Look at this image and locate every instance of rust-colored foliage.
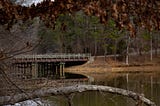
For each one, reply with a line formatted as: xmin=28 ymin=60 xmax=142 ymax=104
xmin=0 ymin=0 xmax=160 ymax=36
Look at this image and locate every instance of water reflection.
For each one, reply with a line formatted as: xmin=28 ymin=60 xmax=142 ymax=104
xmin=48 ymin=91 xmax=135 ymax=106
xmin=48 ymin=73 xmax=160 ymax=106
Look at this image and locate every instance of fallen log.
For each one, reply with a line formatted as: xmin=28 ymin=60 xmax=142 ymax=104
xmin=0 ymin=85 xmax=156 ymax=106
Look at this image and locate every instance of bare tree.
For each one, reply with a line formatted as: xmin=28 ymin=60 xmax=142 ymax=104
xmin=0 ymin=19 xmax=41 ymax=97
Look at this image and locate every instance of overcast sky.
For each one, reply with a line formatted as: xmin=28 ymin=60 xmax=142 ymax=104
xmin=15 ymin=0 xmax=54 ymax=7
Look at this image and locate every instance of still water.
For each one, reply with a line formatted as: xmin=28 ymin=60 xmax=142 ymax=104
xmin=47 ymin=72 xmax=160 ymax=106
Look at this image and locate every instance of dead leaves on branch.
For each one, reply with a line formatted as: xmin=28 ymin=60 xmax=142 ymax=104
xmin=83 ymin=1 xmax=108 ymax=24
xmin=0 ymin=0 xmax=160 ymax=36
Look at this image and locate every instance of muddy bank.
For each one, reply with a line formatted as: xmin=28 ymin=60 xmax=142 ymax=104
xmin=65 ymin=56 xmax=160 ymax=81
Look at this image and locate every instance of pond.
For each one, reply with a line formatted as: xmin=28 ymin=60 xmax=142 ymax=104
xmin=47 ymin=72 xmax=160 ymax=106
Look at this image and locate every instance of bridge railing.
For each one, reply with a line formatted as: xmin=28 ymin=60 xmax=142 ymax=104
xmin=13 ymin=53 xmax=91 ymax=60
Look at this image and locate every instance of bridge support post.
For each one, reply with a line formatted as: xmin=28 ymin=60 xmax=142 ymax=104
xmin=62 ymin=62 xmax=65 ymax=77
xmin=59 ymin=62 xmax=65 ymax=79
xmin=55 ymin=64 xmax=58 ymax=77
xmin=53 ymin=64 xmax=59 ymax=79
xmin=23 ymin=63 xmax=26 ymax=79
xmin=32 ymin=63 xmax=38 ymax=79
xmin=29 ymin=63 xmax=32 ymax=78
xmin=59 ymin=63 xmax=62 ymax=78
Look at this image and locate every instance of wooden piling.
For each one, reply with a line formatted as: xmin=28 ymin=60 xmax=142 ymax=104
xmin=32 ymin=63 xmax=38 ymax=78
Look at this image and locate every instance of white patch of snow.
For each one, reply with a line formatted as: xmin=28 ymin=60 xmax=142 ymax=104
xmin=4 ymin=98 xmax=51 ymax=106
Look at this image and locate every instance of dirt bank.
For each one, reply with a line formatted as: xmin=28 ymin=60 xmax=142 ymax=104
xmin=65 ymin=55 xmax=160 ymax=81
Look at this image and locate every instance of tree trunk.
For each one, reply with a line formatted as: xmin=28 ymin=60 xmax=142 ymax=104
xmin=126 ymin=35 xmax=130 ymax=65
xmin=94 ymin=38 xmax=97 ymax=56
xmin=150 ymin=32 xmax=153 ymax=61
xmin=154 ymin=33 xmax=158 ymax=56
xmin=114 ymin=40 xmax=117 ymax=61
xmin=0 ymin=85 xmax=156 ymax=106
xmin=104 ymin=46 xmax=108 ymax=62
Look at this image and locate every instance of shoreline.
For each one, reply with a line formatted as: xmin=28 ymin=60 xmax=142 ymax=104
xmin=65 ymin=56 xmax=160 ymax=81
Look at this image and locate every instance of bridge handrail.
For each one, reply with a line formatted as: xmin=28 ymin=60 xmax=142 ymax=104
xmin=13 ymin=53 xmax=91 ymax=59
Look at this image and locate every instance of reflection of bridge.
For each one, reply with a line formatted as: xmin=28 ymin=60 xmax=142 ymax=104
xmin=12 ymin=54 xmax=91 ymax=79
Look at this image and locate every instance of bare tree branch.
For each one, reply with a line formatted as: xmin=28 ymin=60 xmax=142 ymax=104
xmin=0 ymin=62 xmax=41 ymax=106
xmin=0 ymin=85 xmax=156 ymax=106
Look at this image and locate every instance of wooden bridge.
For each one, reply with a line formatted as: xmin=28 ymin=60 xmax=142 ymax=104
xmin=11 ymin=53 xmax=91 ymax=80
